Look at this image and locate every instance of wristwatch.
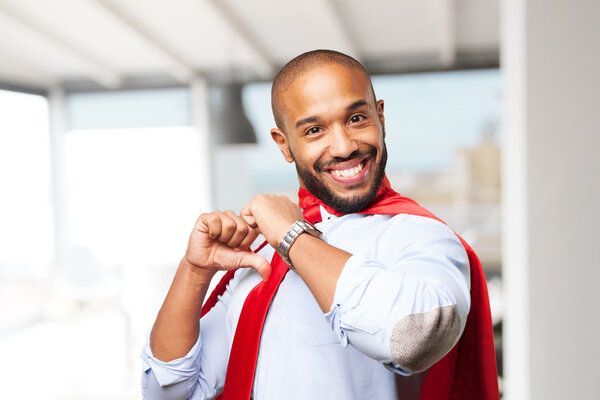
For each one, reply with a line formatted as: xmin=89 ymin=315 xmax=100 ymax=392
xmin=277 ymin=220 xmax=324 ymax=271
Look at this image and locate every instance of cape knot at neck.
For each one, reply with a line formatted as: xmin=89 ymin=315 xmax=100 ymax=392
xmin=297 ymin=176 xmax=393 ymax=222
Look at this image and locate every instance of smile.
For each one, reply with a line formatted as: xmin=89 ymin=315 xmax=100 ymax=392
xmin=330 ymin=162 xmax=363 ymax=178
xmin=325 ymin=158 xmax=370 ymax=184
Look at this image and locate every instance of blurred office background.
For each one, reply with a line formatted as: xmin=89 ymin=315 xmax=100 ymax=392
xmin=0 ymin=0 xmax=598 ymax=399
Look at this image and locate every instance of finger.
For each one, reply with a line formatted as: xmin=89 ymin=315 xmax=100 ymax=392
xmin=225 ymin=214 xmax=252 ymax=249
xmin=236 ymin=252 xmax=272 ymax=282
xmin=223 ymin=209 xmax=237 ymax=218
xmin=200 ymin=213 xmax=222 ymax=239
xmin=194 ymin=215 xmax=209 ymax=233
xmin=222 ymin=210 xmax=249 ymax=248
xmin=216 ymin=212 xmax=238 ymax=244
xmin=236 ymin=226 xmax=260 ymax=250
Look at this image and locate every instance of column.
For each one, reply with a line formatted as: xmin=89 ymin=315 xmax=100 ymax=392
xmin=502 ymin=1 xmax=600 ymax=399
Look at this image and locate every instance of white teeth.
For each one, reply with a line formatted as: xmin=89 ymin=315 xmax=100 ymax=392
xmin=331 ymin=162 xmax=363 ymax=178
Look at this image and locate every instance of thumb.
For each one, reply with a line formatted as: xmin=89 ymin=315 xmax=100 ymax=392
xmin=236 ymin=251 xmax=272 ymax=281
xmin=240 ymin=204 xmax=257 ymax=229
xmin=241 ymin=214 xmax=257 ymax=229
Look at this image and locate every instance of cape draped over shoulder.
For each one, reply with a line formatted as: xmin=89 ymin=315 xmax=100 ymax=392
xmin=201 ymin=180 xmax=499 ymax=400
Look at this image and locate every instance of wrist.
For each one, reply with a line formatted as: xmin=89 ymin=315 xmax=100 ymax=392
xmin=267 ymin=218 xmax=297 ymax=249
xmin=277 ymin=220 xmax=324 ymax=271
xmin=179 ymin=257 xmax=217 ymax=284
xmin=287 ymin=232 xmax=312 ymax=262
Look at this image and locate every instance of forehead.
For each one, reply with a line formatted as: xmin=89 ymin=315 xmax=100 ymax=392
xmin=279 ymin=64 xmax=374 ymax=128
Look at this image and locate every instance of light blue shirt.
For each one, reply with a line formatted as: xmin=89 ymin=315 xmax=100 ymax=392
xmin=141 ymin=207 xmax=471 ymax=400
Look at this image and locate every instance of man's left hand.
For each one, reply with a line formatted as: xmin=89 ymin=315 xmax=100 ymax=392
xmin=240 ymin=194 xmax=303 ymax=249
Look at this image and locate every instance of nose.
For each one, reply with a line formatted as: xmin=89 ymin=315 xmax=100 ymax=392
xmin=328 ymin=125 xmax=358 ymax=159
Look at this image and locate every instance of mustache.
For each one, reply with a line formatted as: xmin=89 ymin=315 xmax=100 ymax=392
xmin=315 ymin=148 xmax=377 ymax=172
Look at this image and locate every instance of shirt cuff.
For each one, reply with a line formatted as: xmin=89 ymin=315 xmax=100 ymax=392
xmin=383 ymin=362 xmax=412 ymax=376
xmin=324 ymin=303 xmax=348 ymax=347
xmin=141 ymin=329 xmax=202 ymax=387
xmin=325 ymin=254 xmax=382 ymax=345
xmin=332 ymin=254 xmax=384 ymax=314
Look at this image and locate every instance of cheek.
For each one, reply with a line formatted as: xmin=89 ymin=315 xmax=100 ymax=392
xmin=285 ymin=138 xmax=302 ymax=162
xmin=367 ymin=131 xmax=385 ymax=153
xmin=354 ymin=131 xmax=382 ymax=153
xmin=297 ymin=143 xmax=326 ymax=169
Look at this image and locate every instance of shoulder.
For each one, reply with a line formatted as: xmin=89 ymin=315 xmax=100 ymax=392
xmin=380 ymin=213 xmax=469 ymax=265
xmin=379 ymin=208 xmax=450 ymax=233
xmin=387 ymin=212 xmax=453 ymax=238
xmin=349 ymin=210 xmax=461 ymax=245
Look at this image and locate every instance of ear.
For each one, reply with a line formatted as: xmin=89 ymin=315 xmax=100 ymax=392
xmin=376 ymin=99 xmax=385 ymax=137
xmin=270 ymin=128 xmax=294 ymax=163
xmin=376 ymin=99 xmax=385 ymax=125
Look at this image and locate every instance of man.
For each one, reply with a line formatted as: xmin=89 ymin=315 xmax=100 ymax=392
xmin=141 ymin=50 xmax=498 ymax=399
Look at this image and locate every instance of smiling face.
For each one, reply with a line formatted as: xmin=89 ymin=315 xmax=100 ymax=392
xmin=271 ymin=63 xmax=387 ymax=213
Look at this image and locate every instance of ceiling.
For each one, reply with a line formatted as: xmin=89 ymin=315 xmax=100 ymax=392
xmin=0 ymin=0 xmax=499 ymax=93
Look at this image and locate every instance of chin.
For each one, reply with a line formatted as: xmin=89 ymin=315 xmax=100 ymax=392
xmin=300 ymin=170 xmax=383 ymax=213
xmin=327 ymin=181 xmax=371 ymax=200
xmin=295 ymin=144 xmax=388 ymax=213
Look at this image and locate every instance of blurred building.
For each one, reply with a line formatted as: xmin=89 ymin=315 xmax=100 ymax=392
xmin=387 ymin=120 xmax=502 ymax=272
xmin=453 ymin=121 xmax=501 ymax=205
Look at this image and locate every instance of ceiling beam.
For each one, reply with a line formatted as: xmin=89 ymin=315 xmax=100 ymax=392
xmin=93 ymin=0 xmax=195 ymax=84
xmin=0 ymin=42 xmax=57 ymax=88
xmin=439 ymin=0 xmax=457 ymax=67
xmin=325 ymin=0 xmax=362 ymax=61
xmin=0 ymin=3 xmax=121 ymax=89
xmin=205 ymin=0 xmax=276 ymax=77
xmin=0 ymin=81 xmax=48 ymax=96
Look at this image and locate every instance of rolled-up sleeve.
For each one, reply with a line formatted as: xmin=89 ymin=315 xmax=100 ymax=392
xmin=325 ymin=216 xmax=471 ymax=375
xmin=141 ymin=331 xmax=202 ymax=399
xmin=141 ymin=271 xmax=242 ymax=400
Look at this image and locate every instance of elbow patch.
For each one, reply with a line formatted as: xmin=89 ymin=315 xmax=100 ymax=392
xmin=390 ymin=305 xmax=461 ymax=373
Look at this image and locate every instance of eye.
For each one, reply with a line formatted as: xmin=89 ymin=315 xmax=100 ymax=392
xmin=349 ymin=114 xmax=366 ymax=123
xmin=305 ymin=126 xmax=322 ymax=135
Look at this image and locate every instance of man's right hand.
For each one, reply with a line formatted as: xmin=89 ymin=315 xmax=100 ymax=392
xmin=184 ymin=210 xmax=272 ymax=281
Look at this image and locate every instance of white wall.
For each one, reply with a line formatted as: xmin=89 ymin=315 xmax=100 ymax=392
xmin=502 ymin=1 xmax=600 ymax=399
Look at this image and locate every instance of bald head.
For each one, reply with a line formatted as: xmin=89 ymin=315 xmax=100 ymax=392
xmin=271 ymin=49 xmax=376 ymax=131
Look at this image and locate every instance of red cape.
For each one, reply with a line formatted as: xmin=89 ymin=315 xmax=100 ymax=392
xmin=201 ymin=184 xmax=499 ymax=399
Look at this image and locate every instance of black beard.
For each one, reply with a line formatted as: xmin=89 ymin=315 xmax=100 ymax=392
xmin=293 ymin=144 xmax=388 ymax=214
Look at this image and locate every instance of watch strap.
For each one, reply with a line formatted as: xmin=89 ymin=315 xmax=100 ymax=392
xmin=277 ymin=220 xmax=323 ymax=271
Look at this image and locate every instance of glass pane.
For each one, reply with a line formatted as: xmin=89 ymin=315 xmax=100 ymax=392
xmin=67 ymin=88 xmax=190 ymax=130
xmin=65 ymin=126 xmax=208 ymax=267
xmin=0 ymin=89 xmax=52 ymax=393
xmin=218 ymin=69 xmax=501 ymax=233
xmin=0 ymin=89 xmax=52 ymax=279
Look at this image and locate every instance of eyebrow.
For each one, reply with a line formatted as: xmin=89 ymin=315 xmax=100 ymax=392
xmin=295 ymin=115 xmax=318 ymax=128
xmin=346 ymin=99 xmax=369 ymax=111
xmin=294 ymin=100 xmax=370 ymax=129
